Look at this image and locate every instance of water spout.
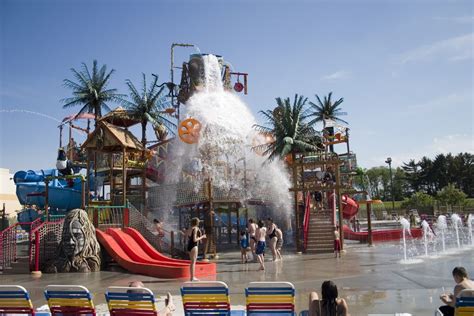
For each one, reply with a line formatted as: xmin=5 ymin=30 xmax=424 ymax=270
xmin=437 ymin=215 xmax=447 ymax=252
xmin=421 ymin=220 xmax=431 ymax=257
xmin=400 ymin=217 xmax=411 ymax=261
xmin=451 ymin=213 xmax=462 ymax=248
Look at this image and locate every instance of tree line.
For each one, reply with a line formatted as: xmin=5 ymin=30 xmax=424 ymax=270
xmin=355 ymin=153 xmax=473 ymax=209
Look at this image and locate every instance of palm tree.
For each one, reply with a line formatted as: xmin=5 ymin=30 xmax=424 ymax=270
xmin=306 ymin=92 xmax=347 ymax=152
xmin=120 ymin=74 xmax=175 ymax=146
xmin=253 ymin=94 xmax=321 ymax=253
xmin=253 ymin=94 xmax=321 ymax=161
xmin=62 ymin=60 xmax=122 ymax=126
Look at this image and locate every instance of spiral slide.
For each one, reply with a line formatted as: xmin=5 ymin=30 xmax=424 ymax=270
xmin=96 ymin=228 xmax=216 ymax=279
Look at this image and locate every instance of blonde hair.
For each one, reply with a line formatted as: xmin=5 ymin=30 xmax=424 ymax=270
xmin=191 ymin=217 xmax=200 ymax=227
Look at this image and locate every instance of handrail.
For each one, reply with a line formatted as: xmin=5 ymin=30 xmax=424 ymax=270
xmin=303 ymin=192 xmax=311 ymax=251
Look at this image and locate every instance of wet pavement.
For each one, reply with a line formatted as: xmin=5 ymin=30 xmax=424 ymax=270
xmin=1 ymin=241 xmax=473 ymax=315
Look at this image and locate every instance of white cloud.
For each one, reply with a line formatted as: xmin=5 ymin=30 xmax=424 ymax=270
xmin=402 ymin=92 xmax=471 ymax=114
xmin=367 ymin=134 xmax=474 ymax=168
xmin=433 ymin=16 xmax=474 ymax=24
xmin=396 ymin=33 xmax=473 ymax=64
xmin=321 ymin=70 xmax=351 ymax=81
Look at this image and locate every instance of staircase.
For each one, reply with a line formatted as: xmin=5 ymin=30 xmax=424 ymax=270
xmin=305 ymin=208 xmax=335 ymax=254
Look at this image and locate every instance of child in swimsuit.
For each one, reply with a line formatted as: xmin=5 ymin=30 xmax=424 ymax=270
xmin=240 ymin=231 xmax=249 ymax=263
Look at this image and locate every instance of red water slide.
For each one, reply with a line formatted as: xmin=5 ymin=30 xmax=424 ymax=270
xmin=96 ymin=228 xmax=216 ymax=279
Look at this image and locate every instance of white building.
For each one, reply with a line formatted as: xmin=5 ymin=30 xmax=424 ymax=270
xmin=0 ymin=168 xmax=22 ymax=218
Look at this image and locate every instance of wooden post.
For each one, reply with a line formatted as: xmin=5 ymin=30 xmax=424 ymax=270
xmin=335 ymin=161 xmax=344 ymax=251
xmin=109 ymin=153 xmax=113 ymax=202
xmin=86 ymin=151 xmax=90 ymax=206
xmin=227 ymin=205 xmax=231 ymax=244
xmin=81 ymin=177 xmax=86 ymax=209
xmin=170 ymin=231 xmax=175 ymax=257
xmin=367 ymin=202 xmax=373 ymax=246
xmin=122 ymin=147 xmax=127 ymax=206
xmin=123 ymin=207 xmax=129 ymax=227
xmin=44 ymin=179 xmax=49 ymax=221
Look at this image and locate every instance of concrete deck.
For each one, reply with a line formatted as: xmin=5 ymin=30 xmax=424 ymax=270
xmin=1 ymin=241 xmax=473 ymax=315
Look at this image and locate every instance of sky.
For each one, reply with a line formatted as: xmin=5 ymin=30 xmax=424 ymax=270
xmin=0 ymin=0 xmax=473 ymax=173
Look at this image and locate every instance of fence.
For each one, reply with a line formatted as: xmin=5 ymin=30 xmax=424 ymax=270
xmin=0 ymin=217 xmax=42 ymax=272
xmin=29 ymin=219 xmax=64 ymax=272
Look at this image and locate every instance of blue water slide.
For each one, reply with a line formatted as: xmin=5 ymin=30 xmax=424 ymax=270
xmin=14 ymin=169 xmax=84 ymax=211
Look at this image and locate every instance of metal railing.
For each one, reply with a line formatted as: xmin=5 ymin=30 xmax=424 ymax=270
xmin=0 ymin=217 xmax=43 ymax=272
xmin=29 ymin=219 xmax=64 ymax=272
xmin=303 ymin=193 xmax=311 ymax=252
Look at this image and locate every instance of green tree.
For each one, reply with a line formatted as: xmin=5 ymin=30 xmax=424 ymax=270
xmin=305 ymin=92 xmax=347 ymax=152
xmin=62 ymin=60 xmax=123 ymax=126
xmin=436 ymin=183 xmax=467 ymax=207
xmin=401 ymin=192 xmax=435 ymax=212
xmin=120 ymin=74 xmax=175 ymax=146
xmin=253 ymin=94 xmax=321 ymax=253
xmin=253 ymin=94 xmax=321 ymax=161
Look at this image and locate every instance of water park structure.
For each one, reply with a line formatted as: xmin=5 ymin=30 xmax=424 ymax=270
xmin=0 ymin=44 xmax=458 ymax=281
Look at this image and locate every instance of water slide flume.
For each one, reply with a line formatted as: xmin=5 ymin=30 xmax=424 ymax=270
xmin=96 ymin=227 xmax=216 ymax=279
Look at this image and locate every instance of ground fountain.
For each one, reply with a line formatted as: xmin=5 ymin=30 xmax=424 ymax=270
xmin=400 ymin=217 xmax=410 ymax=262
xmin=421 ymin=220 xmax=431 ymax=257
xmin=468 ymin=214 xmax=473 ymax=246
xmin=437 ymin=215 xmax=447 ymax=253
xmin=450 ymin=213 xmax=462 ymax=248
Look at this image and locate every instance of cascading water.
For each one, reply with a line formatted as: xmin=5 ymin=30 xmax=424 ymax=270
xmin=468 ymin=214 xmax=474 ymax=246
xmin=166 ymin=54 xmax=291 ymax=224
xmin=451 ymin=213 xmax=462 ymax=248
xmin=437 ymin=215 xmax=447 ymax=252
xmin=421 ymin=220 xmax=431 ymax=257
xmin=400 ymin=217 xmax=411 ymax=261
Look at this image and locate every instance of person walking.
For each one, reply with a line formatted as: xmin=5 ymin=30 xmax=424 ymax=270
xmin=266 ymin=217 xmax=278 ymax=261
xmin=334 ymin=226 xmax=341 ymax=258
xmin=255 ymin=220 xmax=267 ymax=271
xmin=275 ymin=226 xmax=283 ymax=261
xmin=248 ymin=218 xmax=258 ymax=261
xmin=240 ymin=231 xmax=250 ymax=263
xmin=185 ymin=217 xmax=206 ymax=281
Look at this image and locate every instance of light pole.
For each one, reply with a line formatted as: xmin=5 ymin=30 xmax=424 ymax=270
xmin=385 ymin=157 xmax=395 ymax=211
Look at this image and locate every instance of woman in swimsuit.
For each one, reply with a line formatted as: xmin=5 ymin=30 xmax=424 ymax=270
xmin=266 ymin=217 xmax=278 ymax=261
xmin=308 ymin=280 xmax=349 ymax=316
xmin=185 ymin=217 xmax=206 ymax=281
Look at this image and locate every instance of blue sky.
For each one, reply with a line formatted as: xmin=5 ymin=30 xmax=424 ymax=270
xmin=1 ymin=0 xmax=472 ymax=173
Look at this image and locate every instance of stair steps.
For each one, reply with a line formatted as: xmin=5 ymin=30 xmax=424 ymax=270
xmin=305 ymin=208 xmax=335 ymax=254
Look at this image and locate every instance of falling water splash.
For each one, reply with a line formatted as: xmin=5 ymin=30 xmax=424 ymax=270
xmin=451 ymin=213 xmax=462 ymax=248
xmin=167 ymin=55 xmax=291 ymax=222
xmin=437 ymin=215 xmax=447 ymax=252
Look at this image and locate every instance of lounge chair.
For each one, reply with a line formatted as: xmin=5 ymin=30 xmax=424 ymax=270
xmin=105 ymin=286 xmax=158 ymax=316
xmin=455 ymin=289 xmax=474 ymax=316
xmin=44 ymin=285 xmax=96 ymax=316
xmin=181 ymin=281 xmax=232 ymax=315
xmin=0 ymin=285 xmax=35 ymax=315
xmin=245 ymin=281 xmax=296 ymax=315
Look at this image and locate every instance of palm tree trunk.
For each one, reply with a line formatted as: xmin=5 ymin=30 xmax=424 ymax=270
xmin=141 ymin=120 xmax=147 ymax=147
xmin=292 ymin=151 xmax=301 ymax=252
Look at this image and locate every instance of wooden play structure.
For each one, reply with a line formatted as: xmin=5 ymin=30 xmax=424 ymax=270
xmin=81 ymin=112 xmax=147 ymax=209
xmin=292 ymin=123 xmax=359 ymax=254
